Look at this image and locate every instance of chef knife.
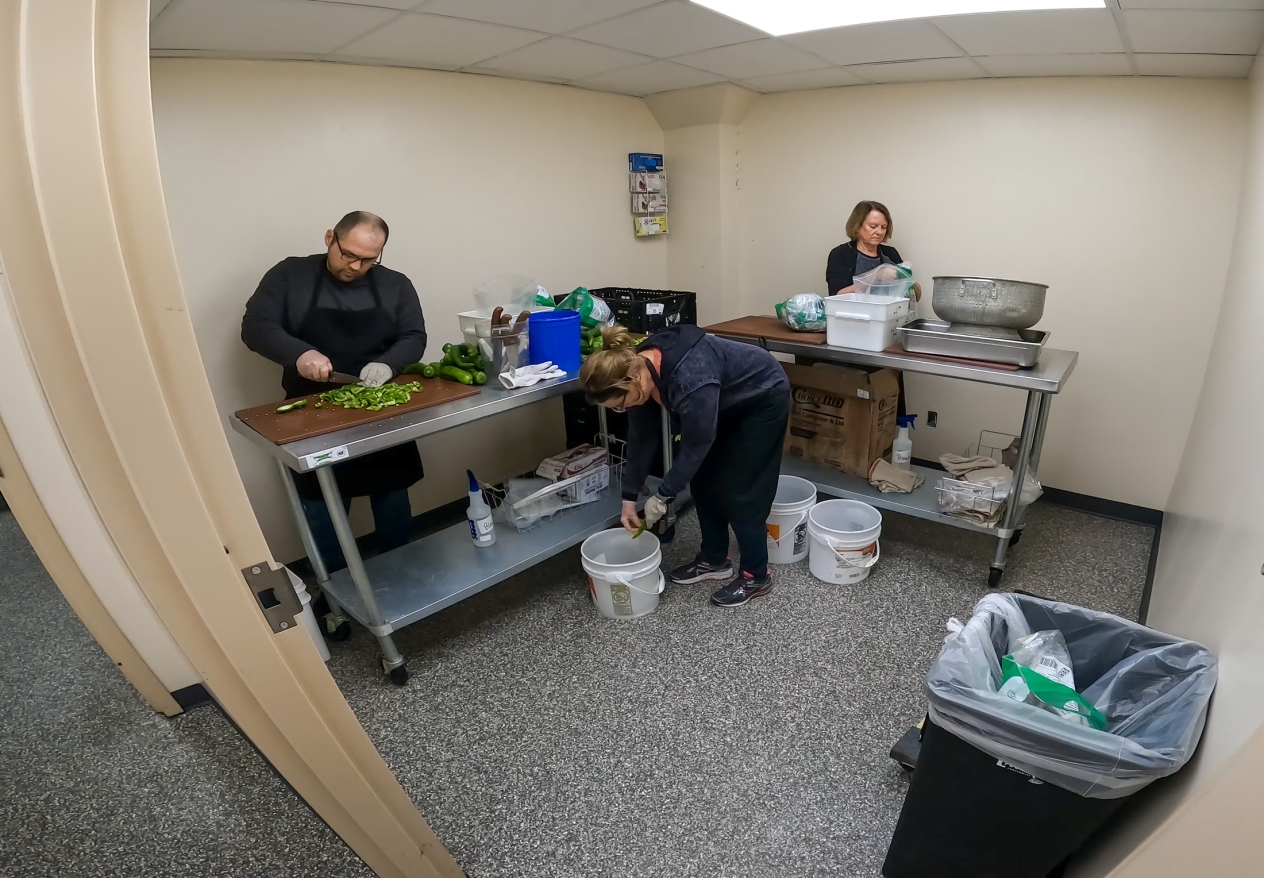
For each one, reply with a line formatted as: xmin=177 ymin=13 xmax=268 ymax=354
xmin=326 ymin=372 xmax=362 ymax=385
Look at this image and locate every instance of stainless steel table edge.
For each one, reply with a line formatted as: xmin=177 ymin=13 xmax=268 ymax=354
xmin=229 ymin=374 xmax=583 ymax=472
xmin=713 ymin=333 xmax=1078 ymax=394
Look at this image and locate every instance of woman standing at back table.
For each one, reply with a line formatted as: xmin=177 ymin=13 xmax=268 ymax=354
xmin=579 ymin=325 xmax=791 ymax=608
xmin=826 ymin=199 xmax=922 ymax=301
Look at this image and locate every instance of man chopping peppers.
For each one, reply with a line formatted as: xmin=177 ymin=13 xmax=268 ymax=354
xmin=241 ymin=211 xmax=427 ymax=570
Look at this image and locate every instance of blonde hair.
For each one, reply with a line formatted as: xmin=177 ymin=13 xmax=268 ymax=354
xmin=579 ymin=325 xmax=645 ymax=403
xmin=845 ymin=200 xmax=893 ymax=243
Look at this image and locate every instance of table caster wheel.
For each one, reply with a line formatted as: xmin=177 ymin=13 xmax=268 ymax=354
xmin=326 ymin=620 xmax=351 ymax=642
xmin=1009 ymin=530 xmax=1023 ymax=548
xmin=388 ymin=665 xmax=410 ymax=686
xmin=988 ymin=566 xmax=1004 ymax=589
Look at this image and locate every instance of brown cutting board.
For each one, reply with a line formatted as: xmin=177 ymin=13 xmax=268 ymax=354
xmin=704 ymin=315 xmax=827 ymax=345
xmin=235 ymin=376 xmax=482 ymax=446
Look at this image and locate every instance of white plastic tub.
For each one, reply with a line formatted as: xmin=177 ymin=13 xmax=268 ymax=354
xmin=580 ymin=528 xmax=664 ymax=619
xmin=766 ymin=475 xmax=817 ymax=564
xmin=807 ymin=499 xmax=883 ymax=585
xmin=824 ymin=293 xmax=911 ymax=351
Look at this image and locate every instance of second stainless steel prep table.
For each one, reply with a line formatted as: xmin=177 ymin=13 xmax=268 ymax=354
xmin=231 ymin=376 xmax=670 ymax=683
xmin=706 ymin=321 xmax=1078 ymax=588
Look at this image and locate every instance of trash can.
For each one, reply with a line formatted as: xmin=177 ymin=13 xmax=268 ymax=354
xmin=883 ymin=593 xmax=1218 ymax=878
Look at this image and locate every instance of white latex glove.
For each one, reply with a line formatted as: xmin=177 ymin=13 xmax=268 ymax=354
xmin=644 ymin=494 xmax=668 ymax=528
xmin=499 ymin=363 xmax=566 ymax=389
xmin=359 ymin=362 xmax=393 ymax=388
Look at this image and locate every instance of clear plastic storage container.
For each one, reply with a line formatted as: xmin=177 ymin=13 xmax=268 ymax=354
xmin=824 ymin=293 xmax=911 ymax=351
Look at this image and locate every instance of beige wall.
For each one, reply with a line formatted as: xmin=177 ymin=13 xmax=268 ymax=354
xmin=151 ymin=59 xmax=667 ymax=561
xmin=737 ymin=78 xmax=1247 ymax=510
xmin=1068 ymin=57 xmax=1264 ymax=878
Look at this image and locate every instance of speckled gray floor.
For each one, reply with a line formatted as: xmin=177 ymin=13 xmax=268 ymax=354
xmin=327 ymin=500 xmax=1155 ymax=878
xmin=0 ymin=511 xmax=372 ymax=878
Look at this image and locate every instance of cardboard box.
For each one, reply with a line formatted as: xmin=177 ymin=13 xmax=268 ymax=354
xmin=782 ymin=363 xmax=900 ymax=477
xmin=536 ymin=444 xmax=608 ymax=481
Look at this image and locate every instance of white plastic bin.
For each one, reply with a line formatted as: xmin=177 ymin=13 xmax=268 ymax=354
xmin=824 ymin=294 xmax=911 ymax=351
xmin=766 ymin=475 xmax=817 ymax=564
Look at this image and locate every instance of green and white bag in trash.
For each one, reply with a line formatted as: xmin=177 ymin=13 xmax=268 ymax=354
xmin=926 ymin=593 xmax=1217 ymax=798
xmin=557 ymin=287 xmax=615 ymax=329
xmin=775 ymin=293 xmax=826 ymax=332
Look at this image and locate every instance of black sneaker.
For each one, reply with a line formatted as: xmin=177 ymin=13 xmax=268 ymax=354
xmin=710 ymin=571 xmax=773 ymax=608
xmin=669 ymin=556 xmax=734 ymax=585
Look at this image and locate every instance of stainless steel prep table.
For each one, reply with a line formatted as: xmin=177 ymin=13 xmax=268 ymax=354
xmin=231 ymin=376 xmax=669 ymax=683
xmin=709 ymin=328 xmax=1079 ymax=588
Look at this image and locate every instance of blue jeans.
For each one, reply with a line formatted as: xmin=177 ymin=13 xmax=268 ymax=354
xmin=298 ymin=483 xmax=413 ymax=573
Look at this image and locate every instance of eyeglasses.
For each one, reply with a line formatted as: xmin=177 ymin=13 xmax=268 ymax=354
xmin=332 ymin=234 xmax=383 ymax=268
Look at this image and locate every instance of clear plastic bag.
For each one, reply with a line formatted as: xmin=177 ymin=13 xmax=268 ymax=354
xmin=853 ymin=262 xmax=914 ymax=299
xmin=472 ymin=274 xmax=537 ymax=318
xmin=928 ymin=593 xmax=1218 ymax=798
xmin=775 ymin=294 xmax=826 ymax=332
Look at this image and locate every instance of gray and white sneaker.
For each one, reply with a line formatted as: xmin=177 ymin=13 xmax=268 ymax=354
xmin=669 ymin=556 xmax=734 ymax=585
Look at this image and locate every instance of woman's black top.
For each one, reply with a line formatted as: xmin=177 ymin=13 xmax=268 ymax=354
xmin=825 ymin=241 xmax=903 ymax=295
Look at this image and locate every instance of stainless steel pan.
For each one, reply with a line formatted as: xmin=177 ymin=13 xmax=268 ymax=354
xmin=932 ymin=276 xmax=1047 ymax=329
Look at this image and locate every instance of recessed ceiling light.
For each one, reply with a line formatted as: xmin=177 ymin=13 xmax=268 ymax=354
xmin=690 ymin=1 xmax=1106 ymax=37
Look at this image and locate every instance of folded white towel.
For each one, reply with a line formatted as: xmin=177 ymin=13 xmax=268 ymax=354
xmin=499 ymin=362 xmax=567 ymax=389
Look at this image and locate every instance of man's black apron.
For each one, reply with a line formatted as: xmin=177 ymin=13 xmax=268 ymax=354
xmin=289 ymin=266 xmax=423 ymax=500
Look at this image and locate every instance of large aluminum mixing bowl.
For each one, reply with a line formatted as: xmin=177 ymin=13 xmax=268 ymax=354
xmin=931 ymin=276 xmax=1047 ymax=329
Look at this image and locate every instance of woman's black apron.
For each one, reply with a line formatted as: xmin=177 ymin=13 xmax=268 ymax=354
xmin=289 ymin=266 xmax=423 ymax=500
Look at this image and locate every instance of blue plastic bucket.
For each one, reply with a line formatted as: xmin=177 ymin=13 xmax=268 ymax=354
xmin=528 ymin=310 xmax=581 ymax=373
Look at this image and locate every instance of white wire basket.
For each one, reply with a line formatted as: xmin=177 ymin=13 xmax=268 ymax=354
xmin=936 ymin=476 xmax=1003 ymax=519
xmin=480 ymin=437 xmax=626 ymax=533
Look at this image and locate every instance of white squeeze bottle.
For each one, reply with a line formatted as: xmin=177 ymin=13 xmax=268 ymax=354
xmin=466 ymin=469 xmax=496 ymax=547
xmin=893 ymin=415 xmax=916 ymax=470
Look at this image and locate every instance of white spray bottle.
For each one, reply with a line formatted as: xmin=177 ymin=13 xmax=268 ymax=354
xmin=466 ymin=469 xmax=496 ymax=547
xmin=893 ymin=414 xmax=916 ymax=470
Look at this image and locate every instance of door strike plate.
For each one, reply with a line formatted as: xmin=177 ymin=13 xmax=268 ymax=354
xmin=242 ymin=563 xmax=301 ymax=634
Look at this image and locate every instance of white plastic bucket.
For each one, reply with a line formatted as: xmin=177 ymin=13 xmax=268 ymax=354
xmin=807 ymin=499 xmax=883 ymax=585
xmin=286 ymin=569 xmax=331 ymax=662
xmin=824 ymin=293 xmax=911 ymax=351
xmin=580 ymin=528 xmax=664 ymax=619
xmin=767 ymin=475 xmax=817 ymax=564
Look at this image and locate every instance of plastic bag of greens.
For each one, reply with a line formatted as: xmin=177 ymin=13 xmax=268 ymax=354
xmin=999 ymin=630 xmax=1106 ymax=730
xmin=557 ymin=287 xmax=615 ymax=329
xmin=775 ymin=293 xmax=826 ymax=332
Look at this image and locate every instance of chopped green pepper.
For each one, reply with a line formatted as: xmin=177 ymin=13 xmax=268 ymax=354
xmin=276 ymin=399 xmax=307 ymax=413
xmin=317 ymin=381 xmax=423 ymax=412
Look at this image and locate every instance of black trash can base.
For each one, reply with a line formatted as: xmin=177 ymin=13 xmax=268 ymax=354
xmin=882 ymin=719 xmax=1126 ymax=878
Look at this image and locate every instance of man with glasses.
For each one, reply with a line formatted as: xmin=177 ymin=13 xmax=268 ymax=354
xmin=242 ymin=210 xmax=427 ymax=571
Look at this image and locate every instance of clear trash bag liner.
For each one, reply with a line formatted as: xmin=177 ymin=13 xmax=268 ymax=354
xmin=775 ymin=293 xmax=826 ymax=332
xmin=472 ymin=274 xmax=538 ymax=318
xmin=927 ymin=593 xmax=1217 ymax=798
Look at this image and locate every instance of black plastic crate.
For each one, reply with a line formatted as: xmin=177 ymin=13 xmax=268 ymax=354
xmin=590 ymin=287 xmax=697 ymax=334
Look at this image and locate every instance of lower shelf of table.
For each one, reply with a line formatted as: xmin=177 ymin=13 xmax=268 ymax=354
xmin=324 ymin=493 xmax=626 ymax=633
xmin=779 ymin=456 xmax=1013 ymax=538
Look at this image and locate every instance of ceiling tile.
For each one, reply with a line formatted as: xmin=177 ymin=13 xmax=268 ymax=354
xmin=848 ymin=57 xmax=984 ymax=85
xmin=1118 ymin=1 xmax=1264 ymax=8
xmin=784 ymin=20 xmax=964 ymax=66
xmin=933 ymin=10 xmax=1124 ymax=56
xmin=575 ymin=59 xmax=725 ymax=96
xmin=741 ymin=67 xmax=865 ymax=93
xmin=976 ymin=53 xmax=1131 ymax=77
xmin=1123 ymin=10 xmax=1264 ymax=54
xmin=672 ymin=39 xmax=831 ymax=79
xmin=417 ymin=0 xmax=660 ymax=35
xmin=1134 ymin=53 xmax=1256 ymax=77
xmin=150 ymin=0 xmax=399 ymax=53
xmin=336 ymin=12 xmax=545 ymax=69
xmin=476 ymin=36 xmax=650 ymax=80
xmin=568 ymin=1 xmax=765 ymax=59
xmin=311 ymin=0 xmax=417 ymax=10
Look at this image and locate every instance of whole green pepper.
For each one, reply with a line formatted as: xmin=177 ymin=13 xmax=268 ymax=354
xmin=439 ymin=365 xmax=474 ymax=385
xmin=472 ymin=370 xmax=487 ymax=385
xmin=421 ymin=363 xmax=439 ymax=378
xmin=403 ymin=362 xmax=428 ymax=375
